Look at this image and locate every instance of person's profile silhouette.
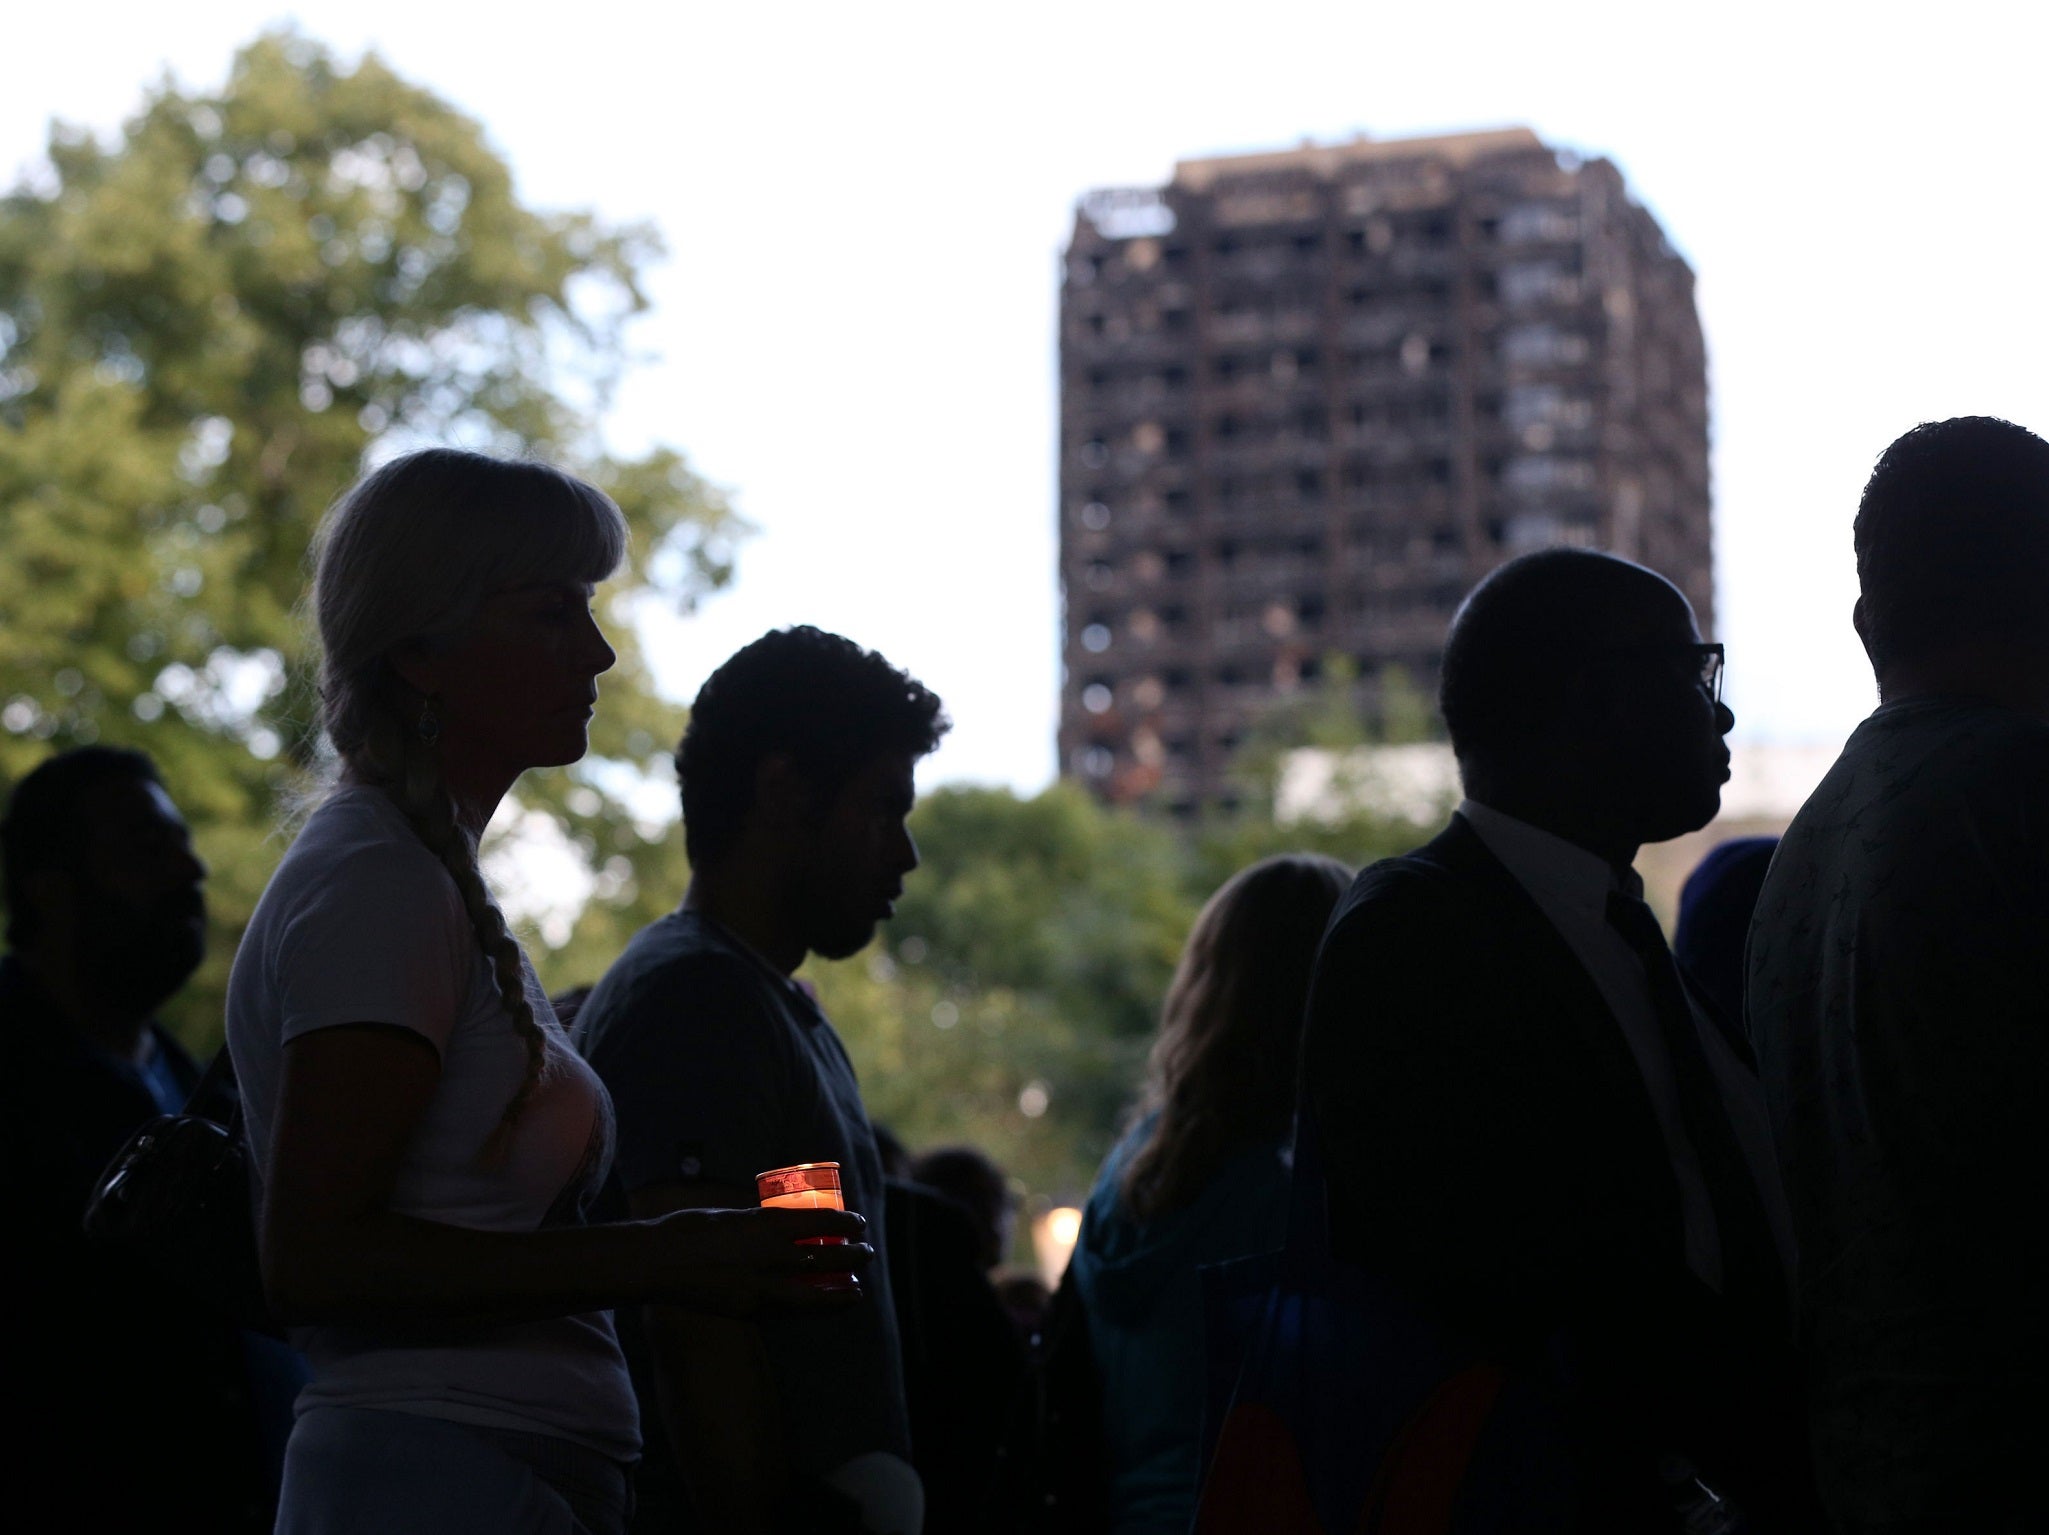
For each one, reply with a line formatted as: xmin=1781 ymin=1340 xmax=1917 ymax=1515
xmin=1297 ymin=548 xmax=1814 ymax=1528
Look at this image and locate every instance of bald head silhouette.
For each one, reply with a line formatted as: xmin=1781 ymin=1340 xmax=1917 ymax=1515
xmin=1440 ymin=548 xmax=1734 ymax=864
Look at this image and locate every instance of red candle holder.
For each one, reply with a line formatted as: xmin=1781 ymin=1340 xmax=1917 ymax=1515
xmin=757 ymin=1162 xmax=854 ymax=1287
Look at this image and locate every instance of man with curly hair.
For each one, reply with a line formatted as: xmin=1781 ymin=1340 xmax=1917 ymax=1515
xmin=582 ymin=627 xmax=948 ymax=1535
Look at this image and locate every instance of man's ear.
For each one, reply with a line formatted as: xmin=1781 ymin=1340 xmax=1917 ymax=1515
xmin=18 ymin=866 xmax=77 ymax=940
xmin=752 ymin=753 xmax=815 ymax=834
xmin=1852 ymin=597 xmax=1874 ymax=662
xmin=1555 ymin=659 xmax=1615 ymax=733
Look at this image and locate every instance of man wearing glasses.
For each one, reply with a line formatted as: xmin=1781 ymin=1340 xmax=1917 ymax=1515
xmin=1298 ymin=548 xmax=1814 ymax=1529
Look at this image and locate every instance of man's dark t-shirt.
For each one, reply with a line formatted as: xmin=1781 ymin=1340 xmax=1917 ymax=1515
xmin=1749 ymin=697 xmax=2049 ymax=1527
xmin=579 ymin=910 xmax=911 ymax=1482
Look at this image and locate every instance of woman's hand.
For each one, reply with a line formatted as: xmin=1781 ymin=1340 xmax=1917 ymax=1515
xmin=644 ymin=1206 xmax=873 ymax=1317
xmin=262 ymin=1027 xmax=875 ymax=1327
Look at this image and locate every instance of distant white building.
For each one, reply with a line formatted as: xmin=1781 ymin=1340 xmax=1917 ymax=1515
xmin=1277 ymin=740 xmax=1843 ymax=829
xmin=1276 ymin=741 xmax=1460 ymax=826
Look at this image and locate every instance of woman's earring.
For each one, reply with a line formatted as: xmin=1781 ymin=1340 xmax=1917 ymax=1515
xmin=417 ymin=700 xmax=441 ymax=746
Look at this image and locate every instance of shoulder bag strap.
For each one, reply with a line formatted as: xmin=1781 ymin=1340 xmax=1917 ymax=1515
xmin=181 ymin=1041 xmax=239 ymax=1121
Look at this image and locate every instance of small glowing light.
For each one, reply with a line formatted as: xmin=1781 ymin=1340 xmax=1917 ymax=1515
xmin=1033 ymin=1205 xmax=1085 ymax=1287
xmin=1018 ymin=1080 xmax=1050 ymax=1118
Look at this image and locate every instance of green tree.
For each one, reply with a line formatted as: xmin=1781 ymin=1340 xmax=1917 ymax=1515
xmin=825 ymin=783 xmax=1195 ymax=1203
xmin=0 ymin=30 xmax=744 ymax=1045
xmin=805 ymin=776 xmax=1433 ymax=1212
xmin=1230 ymin=654 xmax=1439 ymax=806
xmin=1204 ymin=652 xmax=1449 ymax=891
xmin=886 ymin=783 xmax=1192 ymax=1042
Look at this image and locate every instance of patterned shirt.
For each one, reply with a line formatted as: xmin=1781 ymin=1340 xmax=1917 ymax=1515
xmin=1749 ymin=697 xmax=2049 ymax=1525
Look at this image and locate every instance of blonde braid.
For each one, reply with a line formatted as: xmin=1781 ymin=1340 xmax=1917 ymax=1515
xmin=308 ymin=449 xmax=626 ymax=1163
xmin=354 ymin=698 xmax=551 ymax=1163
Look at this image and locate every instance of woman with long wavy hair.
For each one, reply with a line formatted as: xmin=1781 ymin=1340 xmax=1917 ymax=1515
xmin=1068 ymin=852 xmax=1351 ymax=1535
xmin=227 ymin=449 xmax=865 ymax=1534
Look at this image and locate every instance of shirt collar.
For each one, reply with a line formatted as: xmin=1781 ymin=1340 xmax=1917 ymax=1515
xmin=0 ymin=952 xmax=181 ymax=1080
xmin=1456 ymin=799 xmax=1644 ymax=923
xmin=681 ymin=910 xmax=826 ymax=1026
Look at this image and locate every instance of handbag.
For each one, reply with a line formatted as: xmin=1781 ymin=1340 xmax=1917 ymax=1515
xmin=82 ymin=1045 xmax=275 ymax=1332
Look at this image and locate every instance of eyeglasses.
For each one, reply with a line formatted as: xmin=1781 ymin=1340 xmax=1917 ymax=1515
xmin=1605 ymin=641 xmax=1724 ymax=703
xmin=1684 ymin=642 xmax=1724 ymax=703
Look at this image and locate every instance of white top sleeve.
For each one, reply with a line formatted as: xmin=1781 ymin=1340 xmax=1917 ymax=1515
xmin=271 ymin=831 xmax=473 ymax=1054
xmin=228 ymin=786 xmax=639 ymax=1458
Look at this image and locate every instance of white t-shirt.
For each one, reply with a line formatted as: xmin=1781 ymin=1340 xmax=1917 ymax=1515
xmin=228 ymin=785 xmax=639 ymax=1459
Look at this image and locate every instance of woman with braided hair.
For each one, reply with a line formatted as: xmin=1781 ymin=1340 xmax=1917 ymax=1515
xmin=226 ymin=449 xmax=868 ymax=1534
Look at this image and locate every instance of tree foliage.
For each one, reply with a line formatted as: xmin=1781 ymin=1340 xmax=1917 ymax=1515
xmin=0 ymin=29 xmax=1450 ymax=1219
xmin=806 ymin=779 xmax=1432 ymax=1207
xmin=0 ymin=30 xmax=744 ymax=1044
xmin=1229 ymin=654 xmax=1439 ymax=808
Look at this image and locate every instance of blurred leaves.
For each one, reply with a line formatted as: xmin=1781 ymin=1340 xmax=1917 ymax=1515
xmin=0 ymin=28 xmax=1442 ymax=1214
xmin=1229 ymin=654 xmax=1438 ymax=811
xmin=0 ymin=29 xmax=743 ymax=1046
xmin=802 ymin=780 xmax=1429 ymax=1203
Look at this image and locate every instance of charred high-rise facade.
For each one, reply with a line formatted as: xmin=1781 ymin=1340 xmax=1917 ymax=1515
xmin=1058 ymin=127 xmax=1712 ymax=811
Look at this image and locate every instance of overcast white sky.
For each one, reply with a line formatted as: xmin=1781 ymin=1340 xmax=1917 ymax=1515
xmin=6 ymin=2 xmax=2046 ymax=792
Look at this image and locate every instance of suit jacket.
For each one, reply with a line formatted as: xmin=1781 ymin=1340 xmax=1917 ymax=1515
xmin=1300 ymin=815 xmax=1808 ymax=1528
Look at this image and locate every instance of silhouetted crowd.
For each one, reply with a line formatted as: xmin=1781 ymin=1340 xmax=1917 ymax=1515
xmin=7 ymin=415 xmax=2047 ymax=1534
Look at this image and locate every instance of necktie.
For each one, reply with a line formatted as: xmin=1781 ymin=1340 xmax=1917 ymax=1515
xmin=1605 ymin=890 xmax=1784 ymax=1326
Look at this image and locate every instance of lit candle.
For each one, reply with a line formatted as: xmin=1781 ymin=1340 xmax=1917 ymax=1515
xmin=757 ymin=1161 xmax=845 ymax=1219
xmin=757 ymin=1161 xmax=854 ymax=1287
